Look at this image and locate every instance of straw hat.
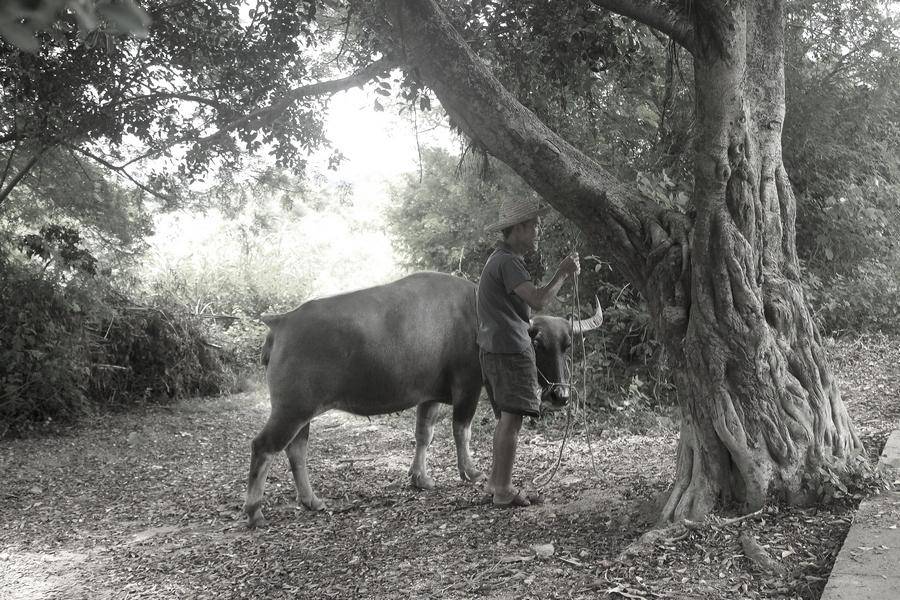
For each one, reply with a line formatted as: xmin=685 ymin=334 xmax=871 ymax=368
xmin=485 ymin=197 xmax=549 ymax=233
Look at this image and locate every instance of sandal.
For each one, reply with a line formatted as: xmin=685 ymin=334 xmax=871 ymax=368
xmin=492 ymin=488 xmax=544 ymax=507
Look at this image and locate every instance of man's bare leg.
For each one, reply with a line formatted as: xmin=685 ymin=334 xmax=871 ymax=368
xmin=488 ymin=411 xmax=528 ymax=504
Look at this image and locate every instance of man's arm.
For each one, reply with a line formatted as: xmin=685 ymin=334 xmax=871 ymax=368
xmin=514 ymin=254 xmax=580 ymax=311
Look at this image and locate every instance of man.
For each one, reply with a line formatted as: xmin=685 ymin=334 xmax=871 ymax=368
xmin=477 ymin=197 xmax=580 ymax=507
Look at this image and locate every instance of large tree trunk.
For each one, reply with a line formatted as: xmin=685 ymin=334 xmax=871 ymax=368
xmin=656 ymin=0 xmax=862 ymax=520
xmin=380 ymin=0 xmax=863 ymax=521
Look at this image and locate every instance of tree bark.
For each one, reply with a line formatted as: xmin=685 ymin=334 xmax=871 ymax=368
xmin=379 ymin=0 xmax=864 ymax=521
xmin=658 ymin=0 xmax=862 ymax=521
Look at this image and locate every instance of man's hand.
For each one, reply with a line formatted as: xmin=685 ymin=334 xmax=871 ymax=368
xmin=515 ymin=253 xmax=581 ymax=311
xmin=559 ymin=253 xmax=580 ymax=277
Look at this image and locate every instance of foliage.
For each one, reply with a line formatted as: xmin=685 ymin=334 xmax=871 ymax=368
xmin=389 ymin=147 xmax=528 ymax=279
xmin=0 ymin=251 xmax=98 ymax=429
xmin=390 ymin=146 xmax=598 ymax=282
xmin=17 ymin=223 xmax=98 ymax=275
xmin=137 ymin=169 xmax=401 ymax=369
xmin=441 ymin=0 xmax=694 ymax=183
xmin=575 ymin=285 xmax=676 ymax=414
xmin=0 ymin=0 xmax=341 ymax=212
xmin=88 ymin=298 xmax=241 ymax=405
xmin=803 ymin=260 xmax=900 ymax=336
xmin=390 ymin=146 xmax=676 ymax=408
xmin=807 ymin=455 xmax=892 ymax=507
xmin=0 ymin=152 xmax=155 ymax=253
xmin=0 ymin=231 xmax=243 ymax=435
xmin=386 ymin=0 xmax=900 ymax=337
xmin=0 ymin=0 xmax=150 ymax=52
xmin=784 ymin=0 xmax=900 ymax=283
xmin=146 ymin=169 xmax=399 ymax=317
xmin=781 ymin=0 xmax=900 ymax=336
xmin=208 ymin=313 xmax=269 ymax=370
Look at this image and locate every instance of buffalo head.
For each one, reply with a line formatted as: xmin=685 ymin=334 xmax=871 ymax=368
xmin=529 ymin=297 xmax=604 ymax=409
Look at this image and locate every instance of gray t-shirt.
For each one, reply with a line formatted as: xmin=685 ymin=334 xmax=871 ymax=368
xmin=476 ymin=243 xmax=532 ymax=353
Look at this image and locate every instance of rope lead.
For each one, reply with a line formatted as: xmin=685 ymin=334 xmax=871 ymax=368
xmin=532 ymin=252 xmax=605 ymax=488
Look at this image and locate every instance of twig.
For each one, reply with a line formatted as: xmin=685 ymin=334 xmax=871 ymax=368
xmin=557 ymin=556 xmax=583 ymax=567
xmin=337 ymin=456 xmax=377 ymax=463
xmin=683 ymin=518 xmax=704 ymax=530
xmin=721 ymin=507 xmax=764 ymax=526
xmin=604 ymin=584 xmax=649 ymax=599
xmin=460 ymin=558 xmax=503 ymax=589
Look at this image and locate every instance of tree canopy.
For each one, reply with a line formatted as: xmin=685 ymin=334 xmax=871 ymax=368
xmin=0 ymin=0 xmax=394 ymax=218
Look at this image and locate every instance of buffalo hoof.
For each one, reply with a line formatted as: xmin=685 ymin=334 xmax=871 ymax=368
xmin=246 ymin=512 xmax=267 ymax=529
xmin=410 ymin=472 xmax=436 ymax=490
xmin=461 ymin=468 xmax=485 ymax=483
xmin=300 ymin=495 xmax=326 ymax=511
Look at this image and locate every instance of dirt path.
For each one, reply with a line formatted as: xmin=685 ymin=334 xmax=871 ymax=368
xmin=0 ymin=391 xmax=670 ymax=600
xmin=1 ymin=335 xmax=897 ymax=600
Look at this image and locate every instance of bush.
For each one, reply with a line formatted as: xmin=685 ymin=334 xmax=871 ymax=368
xmin=207 ymin=311 xmax=269 ymax=369
xmin=0 ymin=259 xmax=97 ymax=428
xmin=804 ymin=260 xmax=900 ymax=336
xmin=87 ymin=299 xmax=242 ymax=404
xmin=0 ymin=234 xmax=245 ymax=436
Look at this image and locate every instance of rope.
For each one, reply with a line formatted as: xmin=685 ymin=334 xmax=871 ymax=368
xmin=573 ymin=273 xmax=604 ymax=479
xmin=532 ymin=362 xmax=574 ymax=487
xmin=532 ymin=240 xmax=606 ymax=488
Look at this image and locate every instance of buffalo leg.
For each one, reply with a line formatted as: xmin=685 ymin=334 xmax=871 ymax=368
xmin=243 ymin=410 xmax=309 ymax=527
xmin=285 ymin=423 xmax=325 ymax=511
xmin=452 ymin=379 xmax=484 ymax=483
xmin=409 ymin=401 xmax=442 ymax=489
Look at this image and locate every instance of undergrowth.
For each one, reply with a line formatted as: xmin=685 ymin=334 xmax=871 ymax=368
xmin=0 ymin=232 xmax=248 ymax=437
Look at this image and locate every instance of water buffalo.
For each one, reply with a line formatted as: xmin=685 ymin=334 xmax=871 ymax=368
xmin=243 ymin=272 xmax=602 ymax=527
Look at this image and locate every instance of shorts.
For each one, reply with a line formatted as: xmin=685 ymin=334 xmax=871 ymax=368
xmin=480 ymin=346 xmax=541 ymax=419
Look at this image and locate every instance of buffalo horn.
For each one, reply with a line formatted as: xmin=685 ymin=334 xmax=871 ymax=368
xmin=572 ymin=296 xmax=604 ymax=334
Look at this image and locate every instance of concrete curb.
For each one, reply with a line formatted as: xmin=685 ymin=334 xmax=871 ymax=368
xmin=820 ymin=429 xmax=900 ymax=600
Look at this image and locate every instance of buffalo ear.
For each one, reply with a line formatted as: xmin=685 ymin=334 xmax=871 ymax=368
xmin=528 ymin=323 xmax=539 ymax=339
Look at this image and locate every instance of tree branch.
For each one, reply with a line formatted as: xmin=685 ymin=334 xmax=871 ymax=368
xmin=101 ymin=91 xmax=236 ymax=114
xmin=0 ymin=139 xmax=19 ymax=188
xmin=0 ymin=147 xmax=48 ymax=208
xmin=61 ymin=143 xmax=176 ymax=205
xmin=197 ymin=57 xmax=398 ymax=145
xmin=4 ymin=60 xmax=397 ymax=191
xmin=591 ymin=0 xmax=696 ymax=53
xmin=382 ymin=0 xmax=661 ymax=285
xmin=115 ymin=58 xmax=398 ymax=169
